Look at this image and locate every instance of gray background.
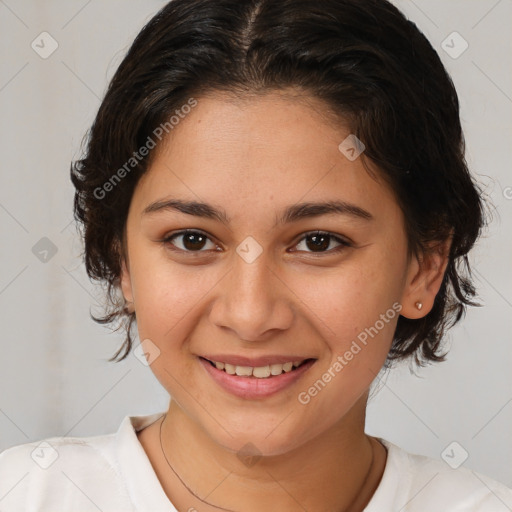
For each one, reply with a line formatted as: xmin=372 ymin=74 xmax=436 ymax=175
xmin=1 ymin=0 xmax=511 ymax=488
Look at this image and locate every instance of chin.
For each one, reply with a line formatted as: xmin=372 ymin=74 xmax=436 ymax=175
xmin=206 ymin=418 xmax=315 ymax=459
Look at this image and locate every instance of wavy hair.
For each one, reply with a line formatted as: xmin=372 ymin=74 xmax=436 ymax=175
xmin=71 ymin=0 xmax=487 ymax=369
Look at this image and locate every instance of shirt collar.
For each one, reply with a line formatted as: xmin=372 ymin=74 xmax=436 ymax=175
xmin=114 ymin=414 xmax=405 ymax=511
xmin=115 ymin=412 xmax=178 ymax=512
xmin=363 ymin=437 xmax=411 ymax=511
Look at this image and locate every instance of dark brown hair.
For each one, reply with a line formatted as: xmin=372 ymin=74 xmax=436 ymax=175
xmin=71 ymin=0 xmax=487 ymax=369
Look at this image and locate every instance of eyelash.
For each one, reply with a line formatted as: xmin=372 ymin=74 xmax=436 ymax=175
xmin=160 ymin=229 xmax=352 ymax=256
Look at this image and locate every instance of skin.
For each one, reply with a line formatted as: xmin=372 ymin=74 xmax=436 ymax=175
xmin=120 ymin=90 xmax=451 ymax=511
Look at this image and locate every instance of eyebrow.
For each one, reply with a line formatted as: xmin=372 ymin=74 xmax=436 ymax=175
xmin=142 ymin=198 xmax=374 ymax=226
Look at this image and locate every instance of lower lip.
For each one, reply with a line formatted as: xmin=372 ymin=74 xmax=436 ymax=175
xmin=199 ymin=357 xmax=316 ymax=400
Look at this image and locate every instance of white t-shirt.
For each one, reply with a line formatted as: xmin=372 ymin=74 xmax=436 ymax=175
xmin=1 ymin=412 xmax=511 ymax=511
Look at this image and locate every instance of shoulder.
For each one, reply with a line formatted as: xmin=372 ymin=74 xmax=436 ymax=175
xmin=370 ymin=438 xmax=512 ymax=512
xmin=0 ymin=431 xmax=132 ymax=511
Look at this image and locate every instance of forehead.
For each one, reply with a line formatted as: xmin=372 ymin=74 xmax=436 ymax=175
xmin=131 ymin=91 xmax=401 ymax=227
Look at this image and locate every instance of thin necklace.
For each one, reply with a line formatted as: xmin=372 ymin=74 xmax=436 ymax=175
xmin=159 ymin=414 xmax=235 ymax=512
xmin=159 ymin=413 xmax=375 ymax=512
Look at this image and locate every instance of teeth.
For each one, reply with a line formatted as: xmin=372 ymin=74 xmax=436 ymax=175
xmin=270 ymin=363 xmax=284 ymax=375
xmin=252 ymin=365 xmax=271 ymax=378
xmin=211 ymin=359 xmax=306 ymax=378
xmin=235 ymin=366 xmax=253 ymax=377
xmin=224 ymin=363 xmax=236 ymax=375
xmin=282 ymin=362 xmax=293 ymax=372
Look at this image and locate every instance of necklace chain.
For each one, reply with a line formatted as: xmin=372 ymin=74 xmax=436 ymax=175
xmin=159 ymin=414 xmax=236 ymax=512
xmin=158 ymin=413 xmax=375 ymax=512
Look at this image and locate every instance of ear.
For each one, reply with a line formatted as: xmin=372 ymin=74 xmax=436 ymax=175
xmin=120 ymin=257 xmax=134 ymax=307
xmin=399 ymin=236 xmax=452 ymax=319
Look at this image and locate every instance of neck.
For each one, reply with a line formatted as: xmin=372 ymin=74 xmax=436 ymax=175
xmin=150 ymin=396 xmax=386 ymax=512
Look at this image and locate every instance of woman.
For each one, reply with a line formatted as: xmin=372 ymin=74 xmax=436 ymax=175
xmin=1 ymin=0 xmax=511 ymax=510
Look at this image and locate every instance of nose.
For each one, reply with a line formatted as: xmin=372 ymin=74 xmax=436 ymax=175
xmin=208 ymin=250 xmax=294 ymax=342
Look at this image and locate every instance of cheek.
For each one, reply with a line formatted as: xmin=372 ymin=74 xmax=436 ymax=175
xmin=292 ymin=266 xmax=401 ymax=430
xmin=292 ymin=253 xmax=402 ymax=351
xmin=134 ymin=273 xmax=200 ymax=338
xmin=129 ymin=248 xmax=230 ymax=363
xmin=128 ymin=245 xmax=197 ymax=336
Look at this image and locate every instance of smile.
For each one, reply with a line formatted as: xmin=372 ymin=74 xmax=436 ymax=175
xmin=204 ymin=358 xmax=308 ymax=379
xmin=198 ymin=356 xmax=317 ymax=400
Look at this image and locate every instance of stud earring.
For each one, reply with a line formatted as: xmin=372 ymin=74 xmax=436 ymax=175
xmin=415 ymin=302 xmax=423 ymax=310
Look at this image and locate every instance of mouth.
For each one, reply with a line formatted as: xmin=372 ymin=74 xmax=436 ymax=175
xmin=198 ymin=356 xmax=317 ymax=400
xmin=200 ymin=357 xmax=315 ymax=379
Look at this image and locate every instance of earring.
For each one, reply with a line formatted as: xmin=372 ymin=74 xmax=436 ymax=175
xmin=415 ymin=302 xmax=423 ymax=310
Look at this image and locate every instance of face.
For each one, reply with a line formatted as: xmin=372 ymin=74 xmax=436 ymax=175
xmin=120 ymin=90 xmax=440 ymax=455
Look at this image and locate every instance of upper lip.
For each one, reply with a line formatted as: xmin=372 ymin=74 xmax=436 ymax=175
xmin=200 ymin=354 xmax=315 ymax=367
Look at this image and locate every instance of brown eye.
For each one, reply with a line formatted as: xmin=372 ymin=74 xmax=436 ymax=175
xmin=163 ymin=230 xmax=216 ymax=252
xmin=294 ymin=231 xmax=351 ymax=254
